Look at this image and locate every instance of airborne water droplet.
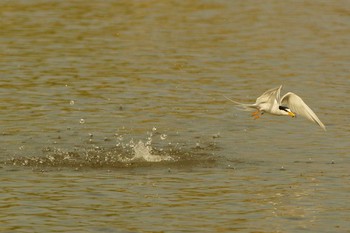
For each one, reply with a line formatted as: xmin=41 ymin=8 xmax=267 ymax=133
xmin=70 ymin=100 xmax=75 ymax=105
xmin=160 ymin=134 xmax=167 ymax=140
xmin=80 ymin=119 xmax=85 ymax=124
xmin=48 ymin=155 xmax=55 ymax=162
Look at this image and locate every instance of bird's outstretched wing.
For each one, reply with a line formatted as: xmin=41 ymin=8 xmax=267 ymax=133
xmin=255 ymin=85 xmax=282 ymax=111
xmin=256 ymin=85 xmax=282 ymax=104
xmin=281 ymin=92 xmax=326 ymax=131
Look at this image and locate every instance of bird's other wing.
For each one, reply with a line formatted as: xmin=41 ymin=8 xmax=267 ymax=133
xmin=281 ymin=92 xmax=326 ymax=131
xmin=255 ymin=85 xmax=282 ymax=111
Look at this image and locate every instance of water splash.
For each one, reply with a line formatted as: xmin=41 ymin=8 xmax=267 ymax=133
xmin=2 ymin=127 xmax=219 ymax=170
xmin=131 ymin=141 xmax=173 ymax=162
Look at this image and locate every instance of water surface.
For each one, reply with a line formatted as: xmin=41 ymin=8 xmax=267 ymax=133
xmin=1 ymin=1 xmax=349 ymax=232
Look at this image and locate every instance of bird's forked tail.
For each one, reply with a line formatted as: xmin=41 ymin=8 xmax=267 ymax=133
xmin=223 ymin=95 xmax=256 ymax=111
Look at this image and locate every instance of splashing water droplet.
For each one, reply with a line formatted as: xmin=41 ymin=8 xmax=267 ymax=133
xmin=80 ymin=119 xmax=85 ymax=124
xmin=160 ymin=134 xmax=167 ymax=140
xmin=48 ymin=155 xmax=55 ymax=162
xmin=129 ymin=139 xmax=135 ymax=148
xmin=152 ymin=127 xmax=157 ymax=132
xmin=70 ymin=100 xmax=75 ymax=105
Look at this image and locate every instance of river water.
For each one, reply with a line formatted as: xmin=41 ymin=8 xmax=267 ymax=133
xmin=1 ymin=1 xmax=349 ymax=232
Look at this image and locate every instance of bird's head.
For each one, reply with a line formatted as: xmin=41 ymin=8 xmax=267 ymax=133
xmin=279 ymin=106 xmax=296 ymax=118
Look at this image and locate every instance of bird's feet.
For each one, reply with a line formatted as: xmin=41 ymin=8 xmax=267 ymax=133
xmin=252 ymin=110 xmax=262 ymax=120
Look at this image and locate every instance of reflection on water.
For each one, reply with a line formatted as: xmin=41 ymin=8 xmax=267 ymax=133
xmin=1 ymin=0 xmax=350 ymax=232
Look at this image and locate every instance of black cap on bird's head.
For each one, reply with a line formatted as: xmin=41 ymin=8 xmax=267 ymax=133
xmin=279 ymin=106 xmax=296 ymax=117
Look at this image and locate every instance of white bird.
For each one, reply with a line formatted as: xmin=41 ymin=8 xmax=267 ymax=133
xmin=225 ymin=85 xmax=326 ymax=131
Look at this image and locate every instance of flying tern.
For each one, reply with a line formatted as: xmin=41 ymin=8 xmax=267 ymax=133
xmin=225 ymin=85 xmax=326 ymax=131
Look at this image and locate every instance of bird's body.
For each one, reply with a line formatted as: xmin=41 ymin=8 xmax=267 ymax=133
xmin=225 ymin=85 xmax=326 ymax=131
